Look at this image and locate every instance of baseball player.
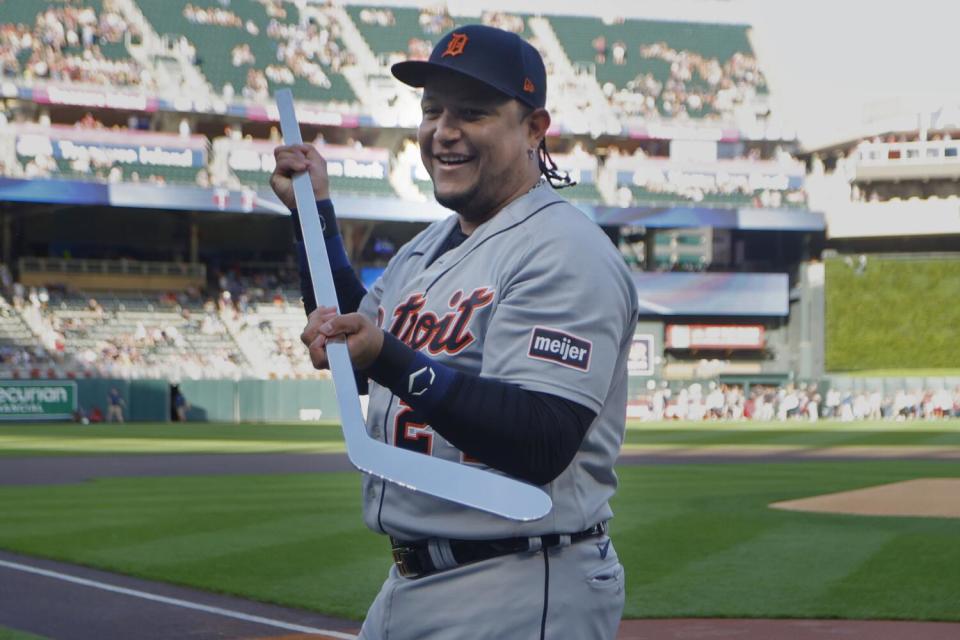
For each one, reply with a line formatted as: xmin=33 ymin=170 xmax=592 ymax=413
xmin=272 ymin=25 xmax=638 ymax=640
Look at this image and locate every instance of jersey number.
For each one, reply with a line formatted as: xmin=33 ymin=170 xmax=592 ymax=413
xmin=394 ymin=402 xmax=434 ymax=455
xmin=393 ymin=401 xmax=482 ymax=465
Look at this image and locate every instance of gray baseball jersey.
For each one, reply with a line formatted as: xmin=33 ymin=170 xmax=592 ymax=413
xmin=356 ymin=182 xmax=638 ymax=541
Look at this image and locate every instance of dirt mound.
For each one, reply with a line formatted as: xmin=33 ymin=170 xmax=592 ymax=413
xmin=770 ymin=478 xmax=960 ymax=518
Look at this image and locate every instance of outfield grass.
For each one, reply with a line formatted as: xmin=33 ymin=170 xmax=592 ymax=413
xmin=2 ymin=420 xmax=960 ymax=457
xmin=0 ymin=627 xmax=46 ymax=640
xmin=0 ymin=422 xmax=346 ymax=456
xmin=0 ymin=462 xmax=958 ymax=621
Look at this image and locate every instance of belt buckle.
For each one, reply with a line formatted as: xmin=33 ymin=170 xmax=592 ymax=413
xmin=391 ymin=544 xmax=421 ymax=578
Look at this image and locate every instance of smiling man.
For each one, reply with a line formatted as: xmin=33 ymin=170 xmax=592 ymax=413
xmin=416 ymin=68 xmax=544 ymax=231
xmin=272 ymin=24 xmax=638 ymax=640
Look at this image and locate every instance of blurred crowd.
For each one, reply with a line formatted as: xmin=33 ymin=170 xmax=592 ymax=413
xmin=0 ymin=0 xmax=151 ymax=89
xmin=0 ymin=276 xmax=957 ymax=398
xmin=0 ymin=269 xmax=325 ymax=380
xmin=29 ymin=288 xmax=246 ymax=380
xmin=0 ymin=1 xmax=774 ymax=130
xmin=214 ymin=266 xmax=299 ymax=310
xmin=208 ymin=5 xmax=354 ymax=102
xmin=631 ymin=382 xmax=960 ymax=422
xmin=601 ymin=41 xmax=767 ymax=122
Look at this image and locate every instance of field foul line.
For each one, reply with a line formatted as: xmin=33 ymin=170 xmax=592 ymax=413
xmin=0 ymin=559 xmax=357 ymax=639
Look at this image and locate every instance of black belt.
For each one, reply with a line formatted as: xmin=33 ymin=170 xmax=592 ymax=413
xmin=390 ymin=522 xmax=608 ymax=579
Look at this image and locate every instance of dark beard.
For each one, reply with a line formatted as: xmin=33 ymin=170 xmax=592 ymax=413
xmin=434 ymin=182 xmax=488 ymax=225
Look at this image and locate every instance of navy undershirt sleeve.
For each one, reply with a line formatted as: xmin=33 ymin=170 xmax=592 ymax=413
xmin=364 ymin=333 xmax=596 ymax=485
xmin=291 ymin=199 xmax=369 ymax=392
xmin=291 ymin=199 xmax=367 ymax=316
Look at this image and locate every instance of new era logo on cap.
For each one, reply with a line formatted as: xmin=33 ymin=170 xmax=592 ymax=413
xmin=523 ymin=78 xmax=535 ymax=93
xmin=528 ymin=327 xmax=592 ymax=372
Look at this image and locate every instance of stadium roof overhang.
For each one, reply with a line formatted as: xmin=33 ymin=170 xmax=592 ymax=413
xmin=632 ymin=272 xmax=789 ymax=317
xmin=591 ymin=206 xmax=826 ymax=232
xmin=0 ymin=177 xmax=826 ymax=233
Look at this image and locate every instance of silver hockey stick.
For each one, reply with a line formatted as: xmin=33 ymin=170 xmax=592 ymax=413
xmin=275 ymin=89 xmax=552 ymax=521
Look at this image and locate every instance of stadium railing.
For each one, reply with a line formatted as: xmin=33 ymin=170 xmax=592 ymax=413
xmin=18 ymin=257 xmax=206 ymax=292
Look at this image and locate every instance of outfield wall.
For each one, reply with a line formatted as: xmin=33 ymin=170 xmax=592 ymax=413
xmin=824 ymin=375 xmax=960 ymax=393
xmin=67 ymin=379 xmax=341 ymax=423
xmin=45 ymin=374 xmax=960 ymax=423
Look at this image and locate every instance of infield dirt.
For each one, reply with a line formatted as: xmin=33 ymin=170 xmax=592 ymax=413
xmin=770 ymin=478 xmax=960 ymax=518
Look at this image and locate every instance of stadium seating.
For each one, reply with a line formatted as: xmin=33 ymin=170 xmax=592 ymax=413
xmin=625 ymin=184 xmax=804 ymax=209
xmin=136 ymin=0 xmax=356 ymax=104
xmin=45 ymin=291 xmax=248 ymax=379
xmin=49 ymin=157 xmax=199 ymax=184
xmin=549 ymin=15 xmax=766 ymax=120
xmin=232 ymin=169 xmax=271 ymax=191
xmin=346 ymin=5 xmax=433 ymax=58
xmin=233 ymin=168 xmax=397 ymax=198
xmin=1 ymin=0 xmax=144 ymax=87
xmin=346 ymin=5 xmax=529 ymax=60
xmin=559 ymin=181 xmax=603 ymax=203
xmin=2 ymin=0 xmax=111 ymax=29
xmin=223 ymin=291 xmax=323 ymax=378
xmin=0 ymin=296 xmax=64 ymax=377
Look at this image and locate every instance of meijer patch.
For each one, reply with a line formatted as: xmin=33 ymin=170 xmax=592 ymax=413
xmin=527 ymin=327 xmax=592 ymax=371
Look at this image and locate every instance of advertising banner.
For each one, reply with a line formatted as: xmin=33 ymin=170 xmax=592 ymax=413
xmin=0 ymin=380 xmax=78 ymax=420
xmin=14 ymin=124 xmax=207 ymax=168
xmin=665 ymin=324 xmax=766 ymax=350
xmin=225 ymin=141 xmax=388 ymax=179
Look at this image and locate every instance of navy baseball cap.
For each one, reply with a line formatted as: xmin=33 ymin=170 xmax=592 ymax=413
xmin=392 ymin=24 xmax=547 ymax=109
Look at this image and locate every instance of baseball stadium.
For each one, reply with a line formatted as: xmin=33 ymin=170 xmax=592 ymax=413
xmin=0 ymin=0 xmax=958 ymax=638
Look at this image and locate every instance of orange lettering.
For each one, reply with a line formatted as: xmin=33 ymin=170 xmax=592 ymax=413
xmin=442 ymin=33 xmax=468 ymax=57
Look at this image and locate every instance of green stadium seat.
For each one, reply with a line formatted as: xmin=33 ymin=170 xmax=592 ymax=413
xmin=346 ymin=5 xmax=529 ymax=59
xmin=330 ymin=175 xmax=397 ymax=198
xmin=137 ymin=0 xmax=356 ymax=104
xmin=15 ymin=47 xmax=32 ymax=68
xmin=97 ymin=41 xmax=128 ymax=60
xmin=346 ymin=6 xmax=427 ymax=57
xmin=629 ymin=186 xmax=687 ymax=205
xmin=1 ymin=0 xmax=136 ymax=79
xmin=675 ymin=233 xmax=705 ymax=246
xmin=0 ymin=0 xmax=48 ymax=26
xmin=233 ymin=170 xmax=396 ymax=198
xmin=560 ymin=182 xmax=602 ymax=203
xmin=234 ymin=170 xmax=272 ymax=190
xmin=549 ymin=15 xmax=766 ymax=119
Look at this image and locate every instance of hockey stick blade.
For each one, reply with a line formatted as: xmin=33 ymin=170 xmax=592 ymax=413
xmin=275 ymin=89 xmax=552 ymax=521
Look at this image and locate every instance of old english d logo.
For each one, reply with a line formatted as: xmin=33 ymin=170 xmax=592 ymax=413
xmin=442 ymin=33 xmax=468 ymax=57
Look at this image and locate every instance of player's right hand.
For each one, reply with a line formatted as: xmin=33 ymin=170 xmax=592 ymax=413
xmin=300 ymin=306 xmax=384 ymax=371
xmin=300 ymin=305 xmax=339 ymax=369
xmin=271 ymin=144 xmax=330 ymax=211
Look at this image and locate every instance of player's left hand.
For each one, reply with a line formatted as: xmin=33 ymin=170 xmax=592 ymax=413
xmin=301 ymin=308 xmax=384 ymax=371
